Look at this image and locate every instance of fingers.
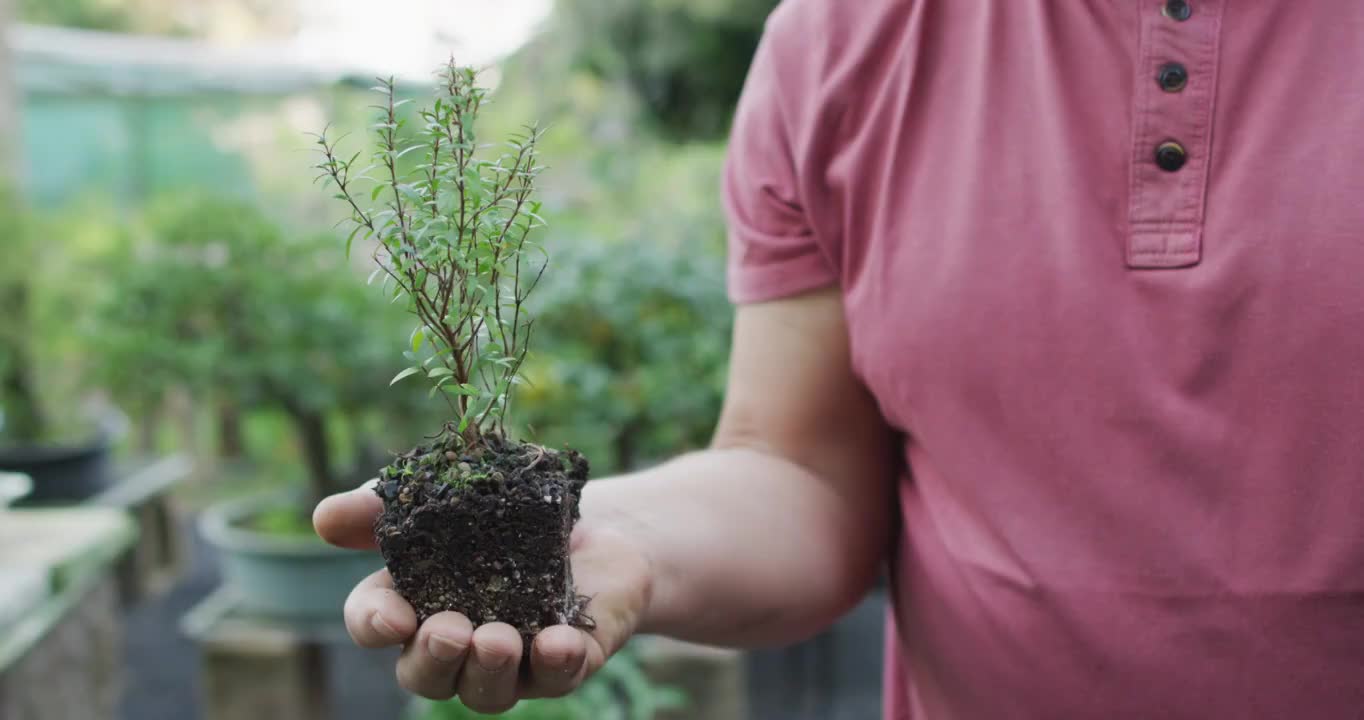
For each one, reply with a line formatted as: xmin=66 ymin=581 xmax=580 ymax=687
xmin=343 ymin=516 xmax=652 ymax=711
xmin=456 ymin=623 xmax=524 ymax=714
xmin=395 ymin=618 xmax=590 ymax=704
xmin=343 ymin=569 xmax=417 ymax=648
xmin=313 ymin=482 xmax=383 ymax=550
xmin=523 ymin=625 xmax=589 ymax=699
xmin=395 ymin=612 xmax=473 ymax=700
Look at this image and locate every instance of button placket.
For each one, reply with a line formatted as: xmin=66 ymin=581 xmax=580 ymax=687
xmin=1126 ymin=0 xmax=1224 ymax=269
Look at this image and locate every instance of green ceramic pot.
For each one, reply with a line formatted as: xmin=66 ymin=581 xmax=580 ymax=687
xmin=200 ymin=494 xmax=379 ymax=618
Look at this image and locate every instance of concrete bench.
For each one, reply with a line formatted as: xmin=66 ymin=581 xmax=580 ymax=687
xmin=90 ymin=455 xmax=193 ymax=606
xmin=0 ymin=508 xmax=137 ymax=720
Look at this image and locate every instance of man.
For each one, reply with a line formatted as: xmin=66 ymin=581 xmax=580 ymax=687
xmin=315 ymin=0 xmax=1364 ymax=716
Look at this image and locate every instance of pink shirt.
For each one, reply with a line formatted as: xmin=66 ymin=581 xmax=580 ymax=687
xmin=723 ymin=1 xmax=1364 ymax=717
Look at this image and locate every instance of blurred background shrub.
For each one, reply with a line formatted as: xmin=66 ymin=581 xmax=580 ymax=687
xmin=549 ymin=0 xmax=778 ymax=140
xmin=84 ymin=195 xmax=427 ymax=505
xmin=2 ymin=0 xmax=762 ymax=487
xmin=522 ymin=234 xmax=731 ymax=474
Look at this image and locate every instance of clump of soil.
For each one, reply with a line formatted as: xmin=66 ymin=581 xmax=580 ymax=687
xmin=373 ymin=432 xmax=592 ymax=647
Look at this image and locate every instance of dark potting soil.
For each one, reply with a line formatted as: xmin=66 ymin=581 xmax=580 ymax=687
xmin=374 ymin=433 xmax=592 ymax=647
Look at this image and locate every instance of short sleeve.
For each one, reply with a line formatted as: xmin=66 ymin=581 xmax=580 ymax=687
xmin=723 ymin=5 xmax=838 ymax=304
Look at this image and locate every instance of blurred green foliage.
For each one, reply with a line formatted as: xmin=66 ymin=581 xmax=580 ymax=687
xmin=407 ymin=648 xmax=685 ymax=720
xmin=10 ymin=0 xmax=759 ymax=519
xmin=521 ymin=236 xmax=730 ymax=474
xmin=85 ymin=195 xmax=423 ymax=502
xmin=0 ymin=185 xmax=46 ymax=444
xmin=19 ymin=0 xmax=132 ymax=31
xmin=488 ymin=25 xmax=744 ymax=472
xmin=545 ymin=0 xmax=779 ymax=140
xmin=18 ymin=0 xmax=182 ymax=34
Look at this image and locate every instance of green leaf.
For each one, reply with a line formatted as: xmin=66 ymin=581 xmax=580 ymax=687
xmin=398 ymin=184 xmax=425 ymax=204
xmin=345 ymin=224 xmax=362 ymax=259
xmin=411 ymin=326 xmax=425 ymax=352
xmin=390 ymin=366 xmax=421 ymax=385
xmin=428 ymin=367 xmax=454 ymax=379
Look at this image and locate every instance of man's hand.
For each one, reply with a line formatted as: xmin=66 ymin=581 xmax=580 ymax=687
xmin=312 ymin=289 xmax=895 ymax=708
xmin=312 ymin=486 xmax=653 ymax=715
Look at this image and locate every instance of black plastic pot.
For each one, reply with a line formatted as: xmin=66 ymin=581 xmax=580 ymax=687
xmin=0 ymin=432 xmax=117 ymax=504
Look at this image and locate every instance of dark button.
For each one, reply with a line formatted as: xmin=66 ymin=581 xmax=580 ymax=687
xmin=1163 ymin=0 xmax=1192 ymax=21
xmin=1157 ymin=63 xmax=1188 ymax=92
xmin=1154 ymin=141 xmax=1187 ymax=172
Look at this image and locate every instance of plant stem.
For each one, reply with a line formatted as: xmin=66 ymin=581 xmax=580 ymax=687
xmin=316 ymin=62 xmax=548 ymax=442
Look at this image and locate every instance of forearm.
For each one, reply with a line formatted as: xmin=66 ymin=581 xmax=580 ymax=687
xmin=581 ymin=446 xmax=891 ymax=648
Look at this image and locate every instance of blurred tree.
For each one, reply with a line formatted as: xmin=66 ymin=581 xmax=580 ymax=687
xmin=87 ymin=195 xmax=415 ymax=507
xmin=526 ymin=0 xmax=779 ymax=141
xmin=0 ymin=187 xmax=46 ymax=444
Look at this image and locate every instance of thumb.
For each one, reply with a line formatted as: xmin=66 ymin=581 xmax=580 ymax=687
xmin=572 ymin=524 xmax=654 ymax=668
xmin=313 ymin=480 xmax=384 ymax=551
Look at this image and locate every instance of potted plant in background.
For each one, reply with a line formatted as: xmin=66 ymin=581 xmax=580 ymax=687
xmin=0 ymin=186 xmax=124 ymax=503
xmin=90 ymin=194 xmax=421 ymax=616
xmin=315 ymin=63 xmax=593 ymax=642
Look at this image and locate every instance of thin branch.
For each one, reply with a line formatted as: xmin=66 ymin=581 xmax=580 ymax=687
xmin=318 ymin=61 xmax=547 ymax=439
